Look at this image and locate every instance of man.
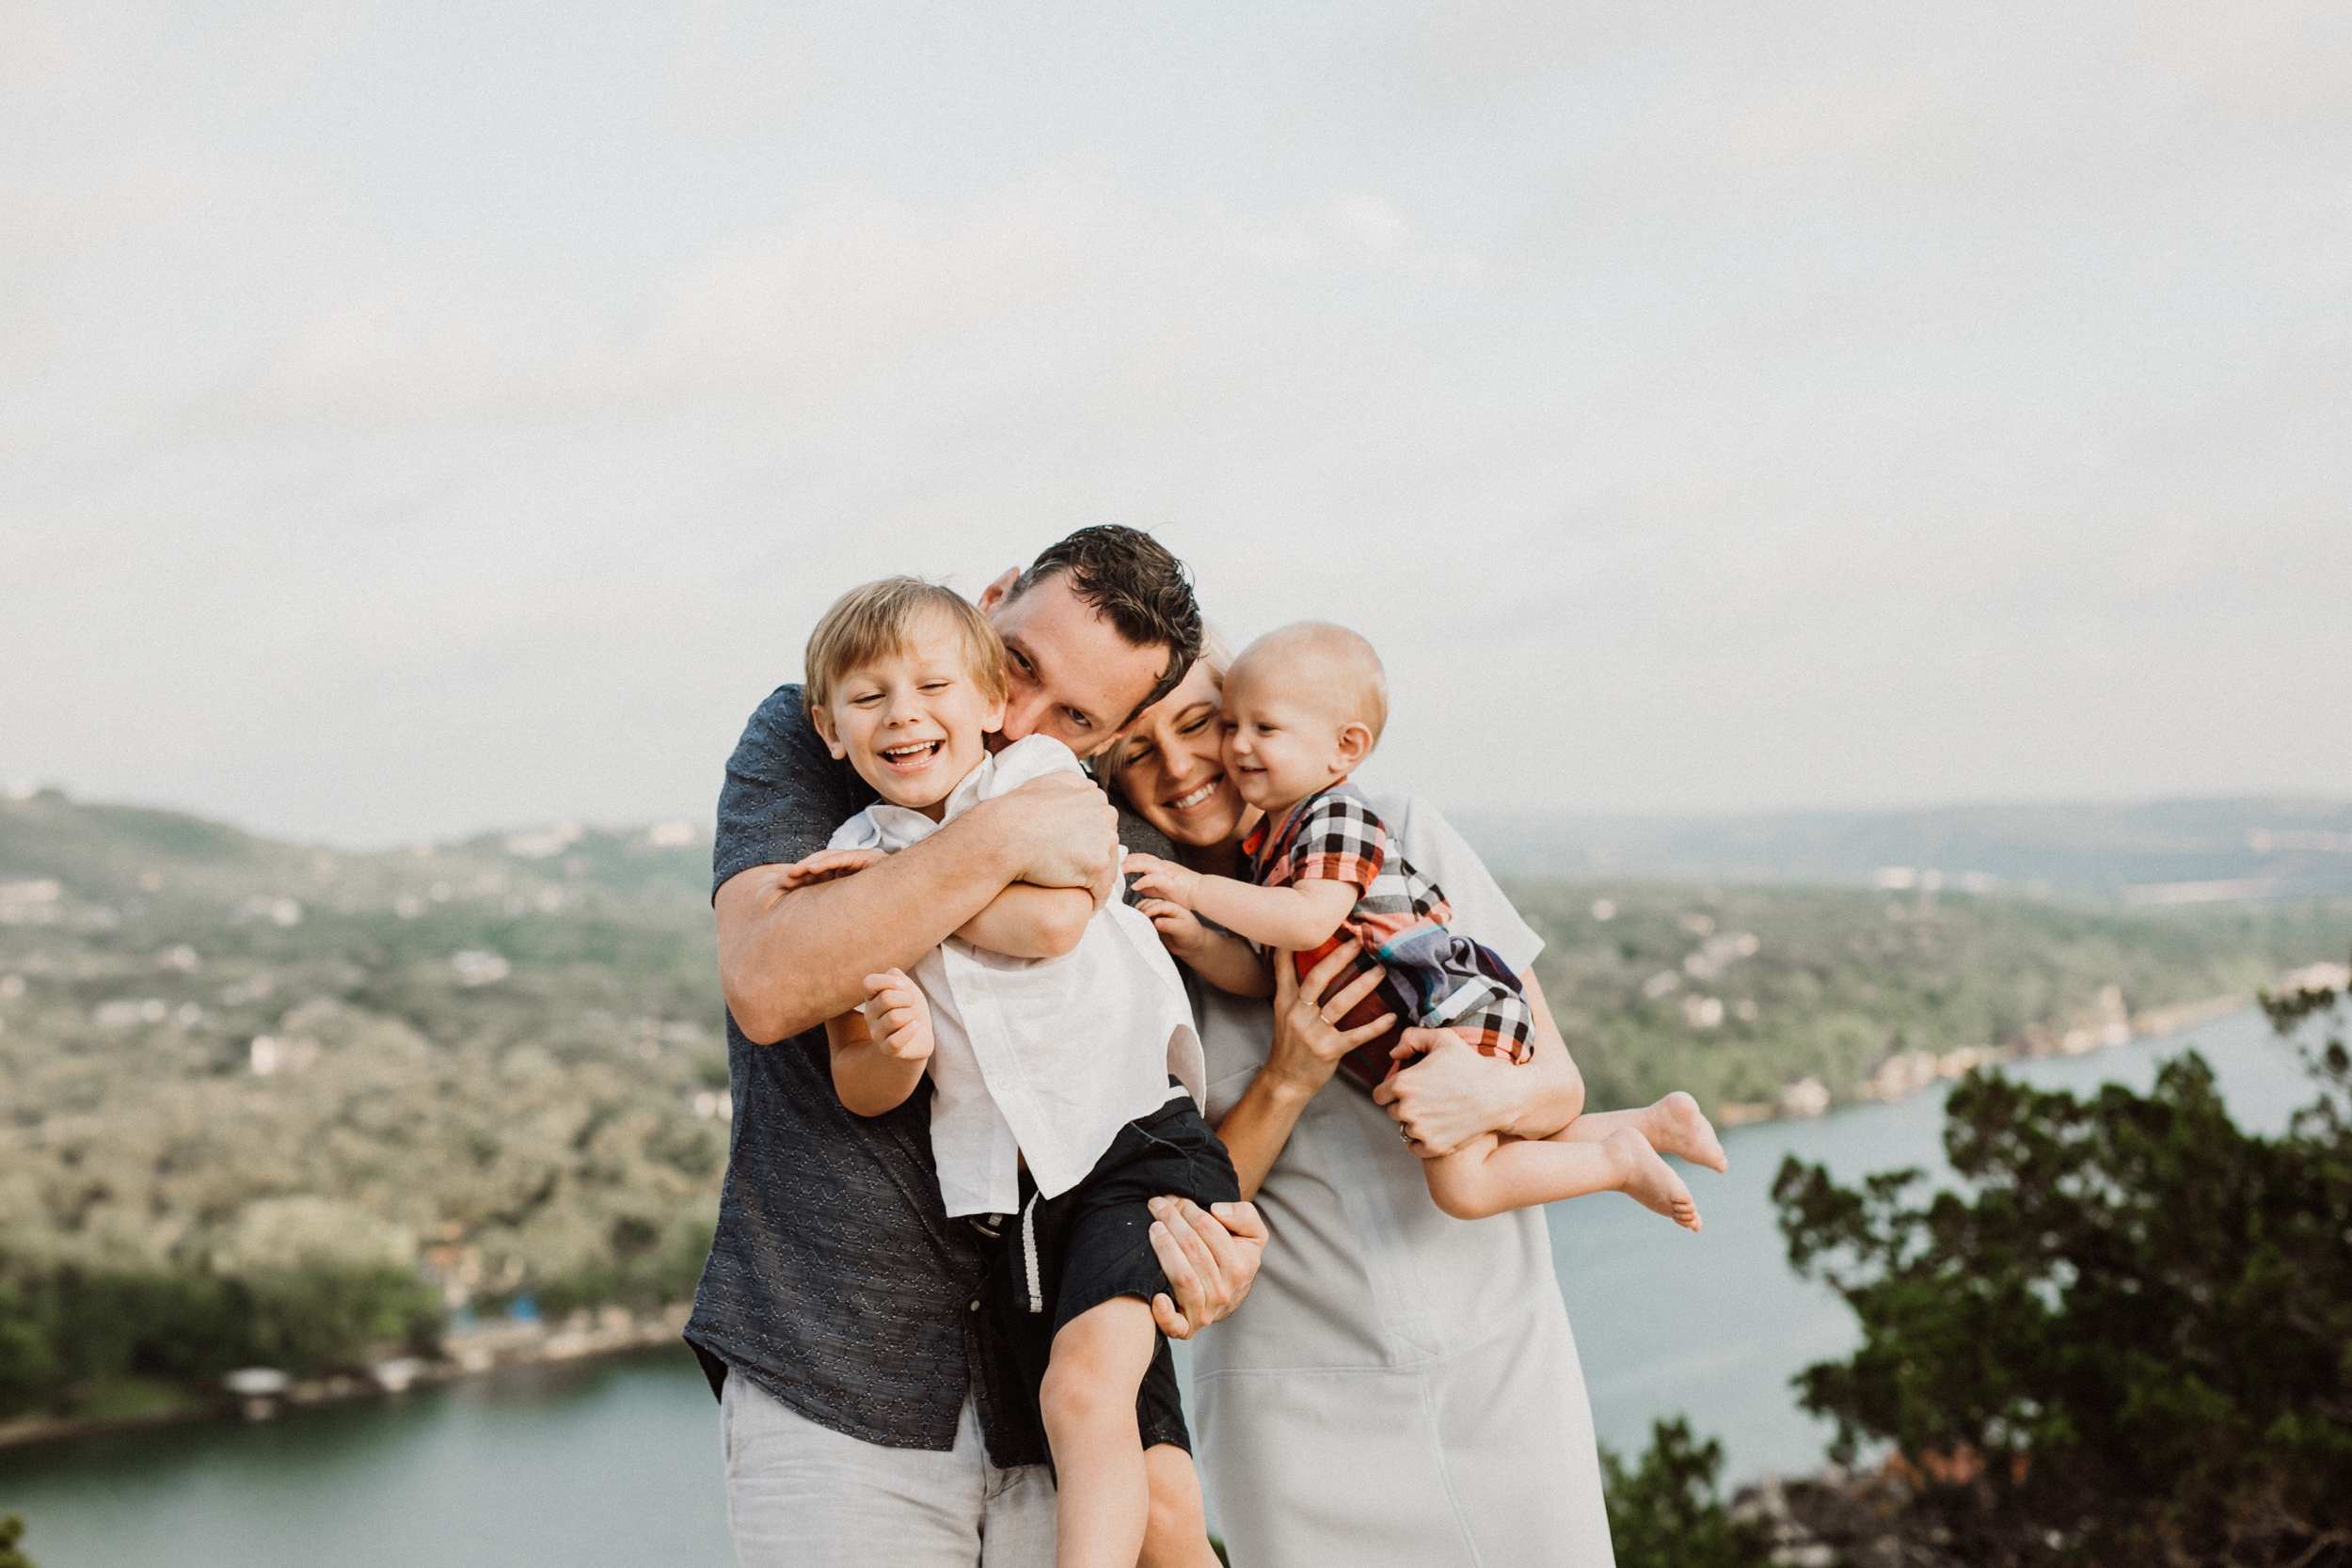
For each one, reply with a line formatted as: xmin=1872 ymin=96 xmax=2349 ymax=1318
xmin=690 ymin=527 xmax=1267 ymax=1567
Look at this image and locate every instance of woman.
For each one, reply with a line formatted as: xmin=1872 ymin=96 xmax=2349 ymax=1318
xmin=1107 ymin=651 xmax=1653 ymax=1566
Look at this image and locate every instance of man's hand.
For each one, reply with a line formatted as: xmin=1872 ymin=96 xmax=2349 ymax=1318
xmin=1374 ymin=1030 xmax=1520 ymax=1156
xmin=719 ymin=773 xmax=1114 ymax=1046
xmin=778 ymin=847 xmax=882 ymax=892
xmin=860 ymin=969 xmax=934 ymax=1064
xmin=1145 ymin=1196 xmax=1266 ymax=1338
xmin=1122 ymin=853 xmax=1202 ymax=911
xmin=978 ymin=772 xmax=1120 ymax=892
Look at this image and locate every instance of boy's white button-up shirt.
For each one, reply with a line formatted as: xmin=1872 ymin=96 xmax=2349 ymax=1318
xmin=829 ymin=735 xmax=1207 ymax=1218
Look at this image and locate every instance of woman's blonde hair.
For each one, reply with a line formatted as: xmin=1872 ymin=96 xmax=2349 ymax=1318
xmin=802 ymin=578 xmax=1007 ymax=721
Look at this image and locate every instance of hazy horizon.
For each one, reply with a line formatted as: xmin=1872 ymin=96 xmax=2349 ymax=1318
xmin=16 ymin=776 xmax=2350 ymax=863
xmin=7 ymin=3 xmax=2349 ymax=844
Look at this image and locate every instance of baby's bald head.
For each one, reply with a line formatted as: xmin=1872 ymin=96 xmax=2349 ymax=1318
xmin=1227 ymin=621 xmax=1389 ymax=749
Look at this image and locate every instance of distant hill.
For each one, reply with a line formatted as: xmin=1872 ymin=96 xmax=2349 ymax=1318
xmin=4 ymin=786 xmax=2349 ymax=1427
xmin=0 ymin=786 xmax=711 ymax=910
xmin=0 ymin=787 xmax=726 ymax=1419
xmin=1454 ymin=797 xmax=2352 ymax=902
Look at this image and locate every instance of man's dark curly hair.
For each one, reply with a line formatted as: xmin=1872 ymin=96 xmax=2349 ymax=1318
xmin=1008 ymin=526 xmax=1203 ymax=720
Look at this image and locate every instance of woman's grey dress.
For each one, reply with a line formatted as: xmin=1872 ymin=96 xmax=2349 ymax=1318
xmin=1191 ymin=793 xmax=1616 ymax=1568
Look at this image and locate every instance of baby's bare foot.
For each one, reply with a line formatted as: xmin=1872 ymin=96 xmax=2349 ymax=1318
xmin=1648 ymin=1090 xmax=1728 ymax=1174
xmin=1607 ymin=1129 xmax=1701 ymax=1232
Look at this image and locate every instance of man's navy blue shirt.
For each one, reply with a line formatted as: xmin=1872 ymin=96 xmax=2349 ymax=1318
xmin=684 ymin=684 xmax=1167 ymax=1465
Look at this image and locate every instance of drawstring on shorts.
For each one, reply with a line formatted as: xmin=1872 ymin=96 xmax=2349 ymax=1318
xmin=1020 ymin=1190 xmax=1044 ymax=1315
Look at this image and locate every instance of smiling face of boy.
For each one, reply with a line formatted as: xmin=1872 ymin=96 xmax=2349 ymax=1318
xmin=813 ymin=609 xmax=1009 ymax=820
xmin=1218 ymin=662 xmax=1367 ymax=819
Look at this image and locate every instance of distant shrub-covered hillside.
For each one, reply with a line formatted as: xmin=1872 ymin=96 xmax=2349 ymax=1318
xmin=6 ymin=787 xmax=2349 ymax=1421
xmin=1510 ymin=879 xmax=2352 ymax=1116
xmin=0 ymin=790 xmax=725 ymax=1417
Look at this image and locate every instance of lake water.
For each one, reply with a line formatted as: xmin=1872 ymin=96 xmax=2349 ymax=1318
xmin=0 ymin=1006 xmax=2324 ymax=1567
xmin=1553 ymin=1005 xmax=2322 ymax=1480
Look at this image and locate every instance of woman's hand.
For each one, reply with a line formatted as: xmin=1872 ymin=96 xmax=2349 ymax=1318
xmin=1374 ymin=1030 xmax=1522 ymax=1156
xmin=1263 ymin=940 xmax=1396 ymax=1096
xmin=1212 ymin=941 xmax=1401 ymax=1200
xmin=1122 ymin=852 xmax=1203 ymax=910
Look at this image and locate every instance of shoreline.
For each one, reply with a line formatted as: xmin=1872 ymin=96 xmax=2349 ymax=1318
xmin=1713 ymin=990 xmax=2252 ymax=1129
xmin=0 ymin=1304 xmax=693 ymax=1453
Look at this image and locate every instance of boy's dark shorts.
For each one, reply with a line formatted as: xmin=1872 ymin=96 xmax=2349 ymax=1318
xmin=986 ymin=1087 xmax=1241 ymax=1457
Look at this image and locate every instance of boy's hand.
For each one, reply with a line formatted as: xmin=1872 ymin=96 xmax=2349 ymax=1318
xmin=1121 ymin=853 xmax=1202 ymax=910
xmin=1136 ymin=896 xmax=1210 ymax=959
xmin=778 ymin=847 xmax=883 ymax=893
xmin=861 ymin=969 xmax=934 ymax=1063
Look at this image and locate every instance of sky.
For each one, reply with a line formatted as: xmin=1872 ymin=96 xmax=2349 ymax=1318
xmin=5 ymin=1 xmax=2349 ymax=847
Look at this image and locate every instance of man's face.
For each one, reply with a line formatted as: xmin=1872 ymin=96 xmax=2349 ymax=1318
xmin=977 ymin=568 xmax=1168 ymax=760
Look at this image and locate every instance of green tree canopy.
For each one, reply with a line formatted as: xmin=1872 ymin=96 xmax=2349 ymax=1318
xmin=1772 ymin=966 xmax=2352 ymax=1565
xmin=0 ymin=1512 xmax=36 ymax=1568
xmin=1600 ymin=1418 xmax=1777 ymax=1568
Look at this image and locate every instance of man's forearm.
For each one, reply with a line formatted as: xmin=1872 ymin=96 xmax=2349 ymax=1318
xmin=718 ymin=816 xmax=1025 ymax=1043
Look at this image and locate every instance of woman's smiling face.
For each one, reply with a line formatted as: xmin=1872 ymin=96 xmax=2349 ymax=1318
xmin=1109 ymin=658 xmax=1248 ymax=849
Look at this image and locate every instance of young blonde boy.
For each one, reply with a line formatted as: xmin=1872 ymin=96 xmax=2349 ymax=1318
xmin=785 ymin=577 xmax=1234 ymax=1568
xmin=1125 ymin=620 xmax=1724 ymax=1227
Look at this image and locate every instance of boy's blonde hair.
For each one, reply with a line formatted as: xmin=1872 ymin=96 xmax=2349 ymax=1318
xmin=803 ymin=578 xmax=1008 ymax=721
xmin=1230 ymin=621 xmax=1389 ymax=747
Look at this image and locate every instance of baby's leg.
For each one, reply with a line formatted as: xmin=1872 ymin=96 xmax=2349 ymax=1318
xmin=1550 ymin=1089 xmax=1727 ymax=1174
xmin=1139 ymin=1443 xmax=1220 ymax=1568
xmin=1422 ymin=1131 xmax=1508 ymax=1220
xmin=1039 ymin=1294 xmax=1159 ymax=1568
xmin=1425 ymin=1127 xmax=1700 ymax=1229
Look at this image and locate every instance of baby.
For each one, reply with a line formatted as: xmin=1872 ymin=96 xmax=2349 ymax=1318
xmin=782 ymin=577 xmax=1235 ymax=1568
xmin=1124 ymin=621 xmax=1723 ymax=1228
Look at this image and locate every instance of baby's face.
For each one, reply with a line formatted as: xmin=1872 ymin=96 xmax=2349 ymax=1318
xmin=818 ymin=612 xmax=1006 ymax=818
xmin=1218 ymin=663 xmax=1351 ymax=814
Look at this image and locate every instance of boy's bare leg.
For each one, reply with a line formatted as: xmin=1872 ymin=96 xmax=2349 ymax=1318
xmin=1139 ymin=1443 xmax=1221 ymax=1568
xmin=1040 ymin=1294 xmax=1159 ymax=1568
xmin=1551 ymin=1089 xmax=1726 ymax=1173
xmin=1425 ymin=1128 xmax=1701 ymax=1229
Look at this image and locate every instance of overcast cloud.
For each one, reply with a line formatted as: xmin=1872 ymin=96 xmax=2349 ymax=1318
xmin=5 ymin=1 xmax=2348 ymax=846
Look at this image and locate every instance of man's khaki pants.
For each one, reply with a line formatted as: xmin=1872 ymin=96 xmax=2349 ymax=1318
xmin=721 ymin=1373 xmax=1056 ymax=1568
